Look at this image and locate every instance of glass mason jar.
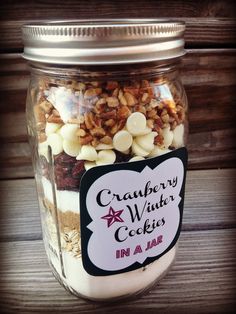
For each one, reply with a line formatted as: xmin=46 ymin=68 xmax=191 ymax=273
xmin=22 ymin=20 xmax=188 ymax=301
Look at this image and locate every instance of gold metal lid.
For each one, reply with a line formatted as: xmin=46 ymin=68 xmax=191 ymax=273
xmin=22 ymin=19 xmax=186 ymax=65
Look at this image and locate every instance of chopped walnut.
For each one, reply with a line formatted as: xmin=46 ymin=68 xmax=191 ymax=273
xmin=95 ymin=98 xmax=107 ymax=108
xmin=76 ymin=129 xmax=86 ymax=137
xmin=117 ymin=106 xmax=131 ymax=119
xmin=118 ymin=90 xmax=128 ymax=106
xmin=84 ymin=112 xmax=94 ymax=129
xmin=84 ymin=88 xmax=102 ymax=97
xmin=90 ymin=127 xmax=106 ymax=137
xmin=39 ymin=100 xmax=53 ymax=113
xmin=116 ymin=119 xmax=126 ymax=132
xmin=124 ymin=92 xmax=137 ymax=106
xmin=112 ymin=88 xmax=119 ymax=97
xmin=161 ymin=109 xmax=170 ymax=123
xmin=91 ymin=116 xmax=102 ymax=128
xmin=124 ymin=87 xmax=139 ymax=97
xmin=91 ymin=138 xmax=100 ymax=147
xmin=141 ymin=92 xmax=149 ymax=103
xmin=134 ymin=104 xmax=146 ymax=115
xmin=100 ymin=135 xmax=113 ymax=145
xmin=79 ymin=134 xmax=93 ymax=145
xmin=107 ymin=96 xmax=119 ymax=108
xmin=47 ymin=114 xmax=63 ymax=124
xmin=147 ymin=119 xmax=154 ymax=129
xmin=104 ymin=119 xmax=116 ymax=127
xmin=99 ymin=109 xmax=117 ymax=120
xmin=150 ymin=99 xmax=160 ymax=109
xmin=147 ymin=109 xmax=158 ymax=119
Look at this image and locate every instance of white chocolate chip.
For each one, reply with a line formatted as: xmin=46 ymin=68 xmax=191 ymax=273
xmin=60 ymin=123 xmax=79 ymax=142
xmin=63 ymin=140 xmax=81 ymax=157
xmin=96 ymin=150 xmax=116 ymax=165
xmin=134 ymin=126 xmax=152 ymax=136
xmin=45 ymin=122 xmax=62 ymax=136
xmin=122 ymin=149 xmax=130 ymax=155
xmin=149 ymin=146 xmax=171 ymax=157
xmin=135 ymin=132 xmax=157 ymax=152
xmin=84 ymin=161 xmax=96 ymax=171
xmin=76 ymin=145 xmax=98 ymax=161
xmin=47 ymin=133 xmax=63 ymax=155
xmin=162 ymin=127 xmax=174 ymax=148
xmin=172 ymin=124 xmax=184 ymax=148
xmin=113 ymin=130 xmax=133 ymax=152
xmin=129 ymin=156 xmax=145 ymax=162
xmin=132 ymin=140 xmax=150 ymax=157
xmin=95 ymin=143 xmax=114 ymax=150
xmin=126 ymin=112 xmax=147 ymax=136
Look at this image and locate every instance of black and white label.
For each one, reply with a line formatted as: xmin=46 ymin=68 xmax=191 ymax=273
xmin=80 ymin=147 xmax=188 ymax=276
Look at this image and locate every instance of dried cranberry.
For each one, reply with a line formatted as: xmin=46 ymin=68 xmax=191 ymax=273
xmin=54 ymin=152 xmax=75 ymax=166
xmin=115 ymin=151 xmax=131 ymax=163
xmin=54 ymin=165 xmax=71 ymax=177
xmin=72 ymin=160 xmax=85 ymax=178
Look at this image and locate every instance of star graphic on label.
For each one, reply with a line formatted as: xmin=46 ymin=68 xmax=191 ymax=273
xmin=101 ymin=207 xmax=124 ymax=228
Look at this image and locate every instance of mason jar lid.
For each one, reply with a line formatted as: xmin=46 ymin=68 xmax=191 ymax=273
xmin=22 ymin=19 xmax=186 ymax=65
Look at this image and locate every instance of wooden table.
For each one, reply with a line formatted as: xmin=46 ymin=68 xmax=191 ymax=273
xmin=0 ymin=169 xmax=235 ymax=313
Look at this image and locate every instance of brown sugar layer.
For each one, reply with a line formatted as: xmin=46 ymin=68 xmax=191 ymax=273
xmin=43 ymin=197 xmax=80 ymax=232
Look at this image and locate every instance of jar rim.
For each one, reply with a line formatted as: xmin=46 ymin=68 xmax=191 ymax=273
xmin=22 ymin=19 xmax=186 ymax=65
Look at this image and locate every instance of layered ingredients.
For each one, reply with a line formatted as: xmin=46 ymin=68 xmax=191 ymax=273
xmin=33 ymin=75 xmax=187 ymax=299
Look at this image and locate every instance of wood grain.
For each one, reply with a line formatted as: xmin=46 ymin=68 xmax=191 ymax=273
xmin=0 ymin=112 xmax=27 ymax=142
xmin=0 ymin=169 xmax=235 ymax=242
xmin=0 ymin=229 xmax=235 ymax=313
xmin=1 ymin=0 xmax=236 ymax=20
xmin=0 ymin=0 xmax=236 ymax=51
xmin=1 ymin=18 xmax=236 ymax=52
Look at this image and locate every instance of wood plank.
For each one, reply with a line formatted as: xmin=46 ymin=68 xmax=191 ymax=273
xmin=0 ymin=112 xmax=27 ymax=142
xmin=1 ymin=0 xmax=236 ymax=21
xmin=0 ymin=0 xmax=236 ymax=50
xmin=0 ymin=169 xmax=235 ymax=242
xmin=0 ymin=229 xmax=235 ymax=313
xmin=0 ymin=142 xmax=33 ymax=178
xmin=187 ymin=128 xmax=236 ymax=169
xmin=0 ymin=179 xmax=41 ymax=241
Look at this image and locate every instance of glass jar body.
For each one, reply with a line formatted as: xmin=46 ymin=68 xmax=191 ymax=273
xmin=26 ymin=62 xmax=188 ymax=301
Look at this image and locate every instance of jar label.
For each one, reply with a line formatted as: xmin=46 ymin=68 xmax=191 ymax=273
xmin=80 ymin=147 xmax=188 ymax=276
